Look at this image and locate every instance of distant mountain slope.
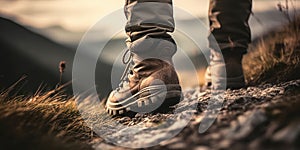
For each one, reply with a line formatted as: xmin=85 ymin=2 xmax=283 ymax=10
xmin=0 ymin=17 xmax=112 ymax=97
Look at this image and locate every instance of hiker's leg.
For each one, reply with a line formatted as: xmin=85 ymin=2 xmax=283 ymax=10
xmin=206 ymin=0 xmax=252 ymax=89
xmin=208 ymin=0 xmax=252 ymax=53
xmin=106 ymin=0 xmax=181 ymax=116
xmin=124 ymin=0 xmax=177 ymax=63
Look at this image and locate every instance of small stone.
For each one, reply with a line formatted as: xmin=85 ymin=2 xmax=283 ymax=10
xmin=279 ymin=89 xmax=285 ymax=94
xmin=237 ymin=115 xmax=247 ymax=124
xmin=209 ymin=133 xmax=221 ymax=140
xmin=168 ymin=142 xmax=187 ymax=149
xmin=93 ymin=143 xmax=117 ymax=150
xmin=230 ymin=120 xmax=238 ymax=128
xmin=193 ymin=146 xmax=210 ymax=150
xmin=229 ymin=110 xmax=267 ymax=139
xmin=218 ymin=140 xmax=231 ymax=149
xmin=151 ymin=117 xmax=161 ymax=123
xmin=160 ymin=137 xmax=181 ymax=146
xmin=272 ymin=109 xmax=281 ymax=115
xmin=117 ymin=117 xmax=131 ymax=123
xmin=272 ymin=122 xmax=300 ymax=143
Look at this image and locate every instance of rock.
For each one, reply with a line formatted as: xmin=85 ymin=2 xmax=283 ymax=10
xmin=93 ymin=143 xmax=118 ymax=150
xmin=237 ymin=115 xmax=247 ymax=124
xmin=193 ymin=146 xmax=210 ymax=150
xmin=159 ymin=137 xmax=181 ymax=146
xmin=228 ymin=110 xmax=267 ymax=139
xmin=272 ymin=121 xmax=300 ymax=143
xmin=94 ymin=79 xmax=300 ymax=149
xmin=218 ymin=139 xmax=231 ymax=149
xmin=167 ymin=142 xmax=187 ymax=149
xmin=209 ymin=133 xmax=221 ymax=140
xmin=117 ymin=117 xmax=131 ymax=124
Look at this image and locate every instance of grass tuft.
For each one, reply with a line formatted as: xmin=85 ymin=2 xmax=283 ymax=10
xmin=243 ymin=16 xmax=300 ymax=85
xmin=0 ymin=83 xmax=96 ymax=149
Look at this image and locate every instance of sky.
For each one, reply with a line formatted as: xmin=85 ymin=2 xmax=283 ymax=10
xmin=0 ymin=0 xmax=297 ymax=32
xmin=0 ymin=0 xmax=299 ymax=49
xmin=0 ymin=0 xmax=208 ymax=31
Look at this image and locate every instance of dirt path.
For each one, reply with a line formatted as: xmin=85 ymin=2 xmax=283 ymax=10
xmin=91 ymin=80 xmax=300 ymax=150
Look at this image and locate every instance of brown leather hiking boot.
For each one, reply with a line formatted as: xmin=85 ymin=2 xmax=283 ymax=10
xmin=105 ymin=52 xmax=182 ymax=116
xmin=205 ymin=49 xmax=245 ymax=89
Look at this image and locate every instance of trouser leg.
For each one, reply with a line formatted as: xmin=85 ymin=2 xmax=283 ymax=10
xmin=105 ymin=0 xmax=181 ymax=116
xmin=208 ymin=0 xmax=252 ymax=54
xmin=206 ymin=0 xmax=252 ymax=89
xmin=124 ymin=0 xmax=176 ymax=64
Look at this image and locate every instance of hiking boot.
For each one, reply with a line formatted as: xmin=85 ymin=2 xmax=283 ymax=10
xmin=205 ymin=48 xmax=245 ymax=89
xmin=105 ymin=50 xmax=182 ymax=116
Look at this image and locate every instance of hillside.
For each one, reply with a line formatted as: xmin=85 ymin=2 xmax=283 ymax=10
xmin=0 ymin=17 xmax=112 ymax=97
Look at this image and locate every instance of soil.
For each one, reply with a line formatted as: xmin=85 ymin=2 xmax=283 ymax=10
xmin=91 ymin=80 xmax=300 ymax=150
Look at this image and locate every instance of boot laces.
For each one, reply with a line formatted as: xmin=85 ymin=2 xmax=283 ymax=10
xmin=117 ymin=49 xmax=133 ymax=90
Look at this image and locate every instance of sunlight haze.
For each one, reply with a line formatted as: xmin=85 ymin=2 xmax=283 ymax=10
xmin=0 ymin=0 xmax=295 ymax=32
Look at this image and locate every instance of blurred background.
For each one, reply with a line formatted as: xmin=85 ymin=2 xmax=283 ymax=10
xmin=0 ymin=0 xmax=299 ymax=98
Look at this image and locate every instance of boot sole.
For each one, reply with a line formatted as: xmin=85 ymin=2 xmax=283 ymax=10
xmin=105 ymin=84 xmax=182 ymax=116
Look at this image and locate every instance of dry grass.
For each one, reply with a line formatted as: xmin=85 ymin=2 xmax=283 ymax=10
xmin=0 ymin=81 xmax=97 ymax=149
xmin=243 ymin=16 xmax=300 ymax=85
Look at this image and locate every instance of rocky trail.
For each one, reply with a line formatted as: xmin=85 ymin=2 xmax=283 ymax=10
xmin=91 ymin=79 xmax=300 ymax=150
